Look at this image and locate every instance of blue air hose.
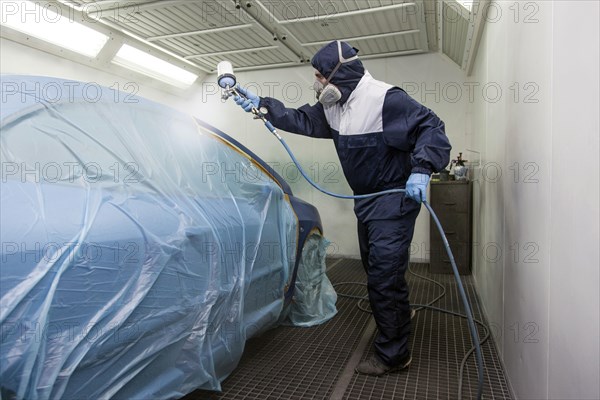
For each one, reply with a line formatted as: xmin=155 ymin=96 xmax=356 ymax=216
xmin=274 ymin=128 xmax=485 ymax=400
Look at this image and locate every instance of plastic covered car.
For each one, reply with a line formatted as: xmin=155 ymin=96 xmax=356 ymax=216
xmin=0 ymin=75 xmax=337 ymax=400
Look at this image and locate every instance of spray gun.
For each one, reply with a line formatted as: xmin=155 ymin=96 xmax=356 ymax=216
xmin=217 ymin=61 xmax=279 ymax=138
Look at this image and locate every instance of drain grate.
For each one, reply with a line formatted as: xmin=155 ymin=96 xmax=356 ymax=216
xmin=343 ymin=263 xmax=512 ymax=400
xmin=182 ymin=259 xmax=512 ymax=400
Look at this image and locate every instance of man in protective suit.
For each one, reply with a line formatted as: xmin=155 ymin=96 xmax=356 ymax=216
xmin=234 ymin=40 xmax=452 ymax=376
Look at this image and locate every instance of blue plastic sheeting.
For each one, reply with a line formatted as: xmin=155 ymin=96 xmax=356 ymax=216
xmin=0 ymin=76 xmax=336 ymax=399
xmin=285 ymin=234 xmax=337 ymax=327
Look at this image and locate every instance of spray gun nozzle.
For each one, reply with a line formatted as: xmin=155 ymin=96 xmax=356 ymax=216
xmin=216 ymin=60 xmax=279 ymax=136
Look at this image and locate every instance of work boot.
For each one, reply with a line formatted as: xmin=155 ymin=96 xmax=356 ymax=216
xmin=355 ymin=353 xmax=412 ymax=376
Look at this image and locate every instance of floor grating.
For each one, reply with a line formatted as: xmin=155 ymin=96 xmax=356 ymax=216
xmin=182 ymin=259 xmax=512 ymax=400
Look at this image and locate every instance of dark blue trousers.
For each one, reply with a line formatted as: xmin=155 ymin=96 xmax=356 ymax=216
xmin=357 ymin=199 xmax=420 ymax=366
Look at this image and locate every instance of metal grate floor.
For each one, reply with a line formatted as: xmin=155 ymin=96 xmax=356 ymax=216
xmin=182 ymin=259 xmax=512 ymax=400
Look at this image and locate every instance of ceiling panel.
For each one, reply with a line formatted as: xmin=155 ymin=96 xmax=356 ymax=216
xmin=281 ymin=4 xmax=420 ymax=43
xmin=424 ymin=0 xmax=438 ymax=51
xmin=264 ymin=0 xmax=402 ymax=21
xmin=302 ymin=31 xmax=420 ymax=57
xmin=52 ymin=0 xmax=476 ymax=73
xmin=442 ymin=1 xmax=468 ymax=66
xmin=196 ymin=48 xmax=299 ymax=71
xmin=157 ymin=27 xmax=276 ymax=57
xmin=102 ymin=1 xmax=244 ymax=38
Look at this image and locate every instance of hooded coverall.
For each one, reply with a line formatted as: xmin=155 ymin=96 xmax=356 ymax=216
xmin=258 ymin=41 xmax=452 ymax=367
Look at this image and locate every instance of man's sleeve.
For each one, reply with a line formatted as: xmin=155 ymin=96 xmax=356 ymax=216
xmin=381 ymin=88 xmax=452 ymax=174
xmin=259 ymin=97 xmax=332 ymax=139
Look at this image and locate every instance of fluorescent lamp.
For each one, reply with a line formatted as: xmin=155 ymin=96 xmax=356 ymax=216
xmin=113 ymin=44 xmax=198 ymax=87
xmin=0 ymin=0 xmax=109 ymax=57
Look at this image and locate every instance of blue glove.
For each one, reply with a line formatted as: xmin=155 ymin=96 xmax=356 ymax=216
xmin=234 ymin=85 xmax=260 ymax=113
xmin=406 ymin=173 xmax=430 ymax=203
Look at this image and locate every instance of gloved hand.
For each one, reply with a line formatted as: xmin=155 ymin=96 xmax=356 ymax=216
xmin=234 ymin=85 xmax=260 ymax=113
xmin=406 ymin=173 xmax=430 ymax=203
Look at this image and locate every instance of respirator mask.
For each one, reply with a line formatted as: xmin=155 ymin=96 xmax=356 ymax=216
xmin=314 ymin=41 xmax=359 ymax=106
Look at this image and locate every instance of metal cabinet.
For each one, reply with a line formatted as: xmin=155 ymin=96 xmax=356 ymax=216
xmin=429 ymin=181 xmax=472 ymax=274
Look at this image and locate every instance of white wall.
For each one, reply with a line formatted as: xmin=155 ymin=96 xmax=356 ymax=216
xmin=548 ymin=2 xmax=599 ymax=398
xmin=469 ymin=1 xmax=599 ymax=399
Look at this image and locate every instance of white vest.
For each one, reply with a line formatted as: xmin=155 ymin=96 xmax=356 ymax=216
xmin=322 ymin=71 xmax=393 ymax=136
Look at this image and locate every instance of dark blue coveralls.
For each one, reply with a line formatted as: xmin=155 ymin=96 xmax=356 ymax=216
xmin=259 ymin=41 xmax=452 ymax=367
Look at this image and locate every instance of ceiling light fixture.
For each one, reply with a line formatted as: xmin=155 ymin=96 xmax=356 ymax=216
xmin=113 ymin=44 xmax=198 ymax=87
xmin=0 ymin=0 xmax=109 ymax=57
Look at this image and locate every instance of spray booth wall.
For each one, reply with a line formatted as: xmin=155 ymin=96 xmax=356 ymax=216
xmin=467 ymin=1 xmax=599 ymax=399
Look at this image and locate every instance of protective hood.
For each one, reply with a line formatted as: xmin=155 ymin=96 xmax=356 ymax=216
xmin=311 ymin=40 xmax=365 ymax=105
